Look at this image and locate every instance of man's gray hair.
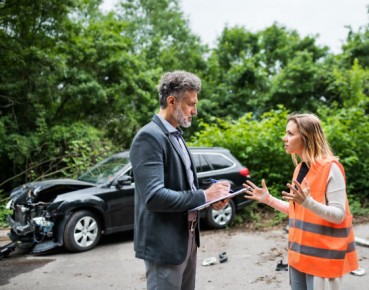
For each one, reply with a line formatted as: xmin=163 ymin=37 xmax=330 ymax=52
xmin=158 ymin=70 xmax=201 ymax=108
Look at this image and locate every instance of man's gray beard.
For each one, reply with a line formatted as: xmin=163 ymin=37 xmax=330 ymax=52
xmin=174 ymin=107 xmax=191 ymax=128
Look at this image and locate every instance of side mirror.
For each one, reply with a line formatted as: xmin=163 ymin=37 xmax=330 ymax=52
xmin=116 ymin=175 xmax=132 ymax=188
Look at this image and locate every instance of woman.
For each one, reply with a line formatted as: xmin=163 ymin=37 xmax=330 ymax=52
xmin=244 ymin=113 xmax=359 ymax=290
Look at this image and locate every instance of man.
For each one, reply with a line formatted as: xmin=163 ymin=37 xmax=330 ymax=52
xmin=130 ymin=70 xmax=230 ymax=290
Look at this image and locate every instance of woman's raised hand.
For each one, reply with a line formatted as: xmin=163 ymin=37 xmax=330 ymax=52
xmin=243 ymin=179 xmax=270 ymax=203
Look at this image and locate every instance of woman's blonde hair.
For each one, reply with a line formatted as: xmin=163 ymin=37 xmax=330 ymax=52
xmin=287 ymin=113 xmax=336 ymax=167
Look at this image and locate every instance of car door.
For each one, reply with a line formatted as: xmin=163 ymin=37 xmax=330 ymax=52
xmin=99 ymin=170 xmax=135 ymax=234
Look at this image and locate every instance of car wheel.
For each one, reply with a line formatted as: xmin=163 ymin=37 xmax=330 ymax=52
xmin=63 ymin=210 xmax=102 ymax=252
xmin=204 ymin=199 xmax=236 ymax=229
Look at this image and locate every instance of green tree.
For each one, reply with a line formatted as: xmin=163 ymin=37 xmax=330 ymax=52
xmin=199 ymin=26 xmax=269 ymax=120
xmin=267 ymin=51 xmax=322 ymax=112
xmin=341 ymin=20 xmax=369 ymax=69
xmin=115 ymin=0 xmax=208 ymax=72
xmin=0 ymin=1 xmax=126 ymax=191
xmin=200 ymin=23 xmax=329 ymax=121
xmin=53 ymin=11 xmax=159 ymax=148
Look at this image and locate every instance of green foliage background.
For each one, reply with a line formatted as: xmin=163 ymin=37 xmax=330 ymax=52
xmin=1 ymin=0 xmax=369 ymax=224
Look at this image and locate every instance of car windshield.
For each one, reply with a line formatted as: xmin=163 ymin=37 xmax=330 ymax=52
xmin=78 ymin=155 xmax=130 ymax=184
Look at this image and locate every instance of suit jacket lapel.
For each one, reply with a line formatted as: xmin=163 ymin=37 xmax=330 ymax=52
xmin=152 ymin=115 xmax=188 ymax=171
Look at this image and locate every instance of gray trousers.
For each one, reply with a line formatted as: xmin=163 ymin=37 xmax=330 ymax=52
xmin=290 ymin=266 xmax=314 ymax=290
xmin=290 ymin=266 xmax=342 ymax=290
xmin=144 ymin=231 xmax=197 ymax=290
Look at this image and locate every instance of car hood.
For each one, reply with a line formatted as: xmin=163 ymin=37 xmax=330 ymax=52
xmin=10 ymin=179 xmax=96 ymax=204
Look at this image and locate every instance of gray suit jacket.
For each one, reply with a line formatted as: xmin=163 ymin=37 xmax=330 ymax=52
xmin=130 ymin=115 xmax=206 ymax=265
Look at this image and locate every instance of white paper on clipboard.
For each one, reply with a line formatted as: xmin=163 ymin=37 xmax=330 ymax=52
xmin=188 ymin=187 xmax=247 ymax=212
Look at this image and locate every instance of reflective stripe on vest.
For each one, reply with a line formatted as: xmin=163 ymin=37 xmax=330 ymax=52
xmin=288 ymin=240 xmax=356 ymax=260
xmin=289 ymin=218 xmax=351 ymax=238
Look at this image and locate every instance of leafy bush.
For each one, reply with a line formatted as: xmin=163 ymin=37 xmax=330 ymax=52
xmin=190 ymin=105 xmax=294 ymax=198
xmin=321 ymin=106 xmax=369 ymax=202
xmin=0 ymin=193 xmax=10 ymax=228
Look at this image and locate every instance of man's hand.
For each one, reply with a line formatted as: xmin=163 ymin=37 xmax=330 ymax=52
xmin=204 ymin=180 xmax=231 ymax=202
xmin=212 ymin=199 xmax=229 ymax=210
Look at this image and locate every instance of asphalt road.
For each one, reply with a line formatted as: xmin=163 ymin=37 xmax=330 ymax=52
xmin=1 ymin=222 xmax=369 ymax=290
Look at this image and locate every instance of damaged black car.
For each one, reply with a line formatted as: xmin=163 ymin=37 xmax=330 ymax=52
xmin=6 ymin=151 xmax=135 ymax=255
xmin=5 ymin=147 xmax=250 ymax=254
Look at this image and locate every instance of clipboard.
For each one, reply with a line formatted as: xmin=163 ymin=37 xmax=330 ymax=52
xmin=188 ymin=187 xmax=247 ymax=212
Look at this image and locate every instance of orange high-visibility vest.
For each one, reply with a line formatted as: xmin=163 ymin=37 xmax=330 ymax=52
xmin=288 ymin=158 xmax=359 ymax=278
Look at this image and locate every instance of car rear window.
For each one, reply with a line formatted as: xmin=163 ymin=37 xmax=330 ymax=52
xmin=205 ymin=153 xmax=234 ymax=170
xmin=192 ymin=153 xmax=234 ymax=173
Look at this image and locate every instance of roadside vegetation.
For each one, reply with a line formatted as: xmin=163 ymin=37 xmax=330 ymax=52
xmin=1 ymin=0 xmax=369 ymax=226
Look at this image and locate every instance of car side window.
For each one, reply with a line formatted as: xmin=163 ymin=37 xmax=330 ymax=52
xmin=192 ymin=154 xmax=212 ymax=173
xmin=205 ymin=153 xmax=234 ymax=170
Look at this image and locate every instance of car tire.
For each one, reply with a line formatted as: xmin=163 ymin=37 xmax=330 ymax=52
xmin=204 ymin=199 xmax=236 ymax=229
xmin=63 ymin=210 xmax=102 ymax=252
